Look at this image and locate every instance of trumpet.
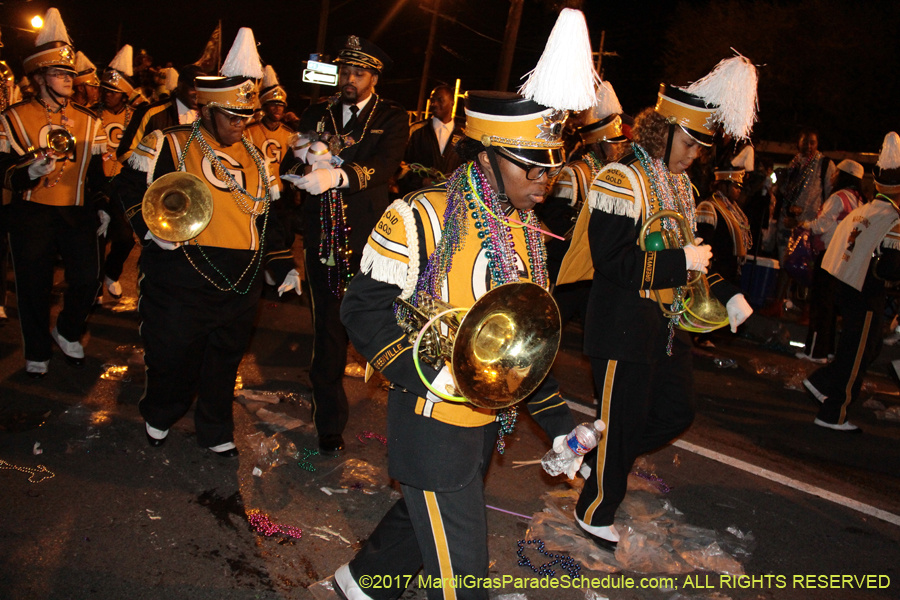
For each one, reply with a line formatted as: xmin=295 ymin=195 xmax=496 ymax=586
xmin=18 ymin=128 xmax=75 ymax=168
xmin=639 ymin=209 xmax=729 ymax=333
xmin=395 ymin=282 xmax=561 ymax=410
xmin=142 ymin=172 xmax=214 ymax=242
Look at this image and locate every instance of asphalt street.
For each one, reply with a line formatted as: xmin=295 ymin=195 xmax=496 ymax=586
xmin=1 ymin=244 xmax=899 ymax=600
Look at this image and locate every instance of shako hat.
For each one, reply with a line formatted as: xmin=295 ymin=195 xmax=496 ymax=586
xmin=577 ymin=80 xmax=627 ymax=145
xmin=875 ymin=132 xmax=900 ymax=192
xmin=100 ymin=45 xmax=135 ymax=96
xmin=73 ymin=52 xmax=99 ymax=87
xmin=195 ymin=27 xmax=263 ymax=116
xmin=259 ymin=65 xmax=287 ymax=105
xmin=24 ymin=8 xmax=75 ymax=75
xmin=333 ymin=36 xmax=392 ymax=73
xmin=713 ymin=166 xmax=746 ymax=186
xmin=655 ymin=53 xmax=758 ymax=147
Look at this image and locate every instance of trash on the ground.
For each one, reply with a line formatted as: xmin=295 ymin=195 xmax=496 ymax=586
xmin=320 ymin=486 xmax=349 ymax=495
xmin=247 ymin=431 xmax=300 ymax=470
xmin=584 ymin=590 xmax=610 ymax=600
xmin=713 ymin=358 xmax=737 ymax=369
xmin=247 ymin=509 xmax=302 ymax=538
xmin=875 ymin=406 xmax=900 ymax=422
xmin=110 ymin=297 xmax=138 ymax=312
xmin=496 ymin=595 xmax=529 ymax=600
xmin=344 ymin=361 xmax=366 ymax=378
xmin=307 ymin=577 xmax=337 ymax=600
xmin=311 ymin=526 xmax=351 ymax=544
xmin=862 ymin=398 xmax=886 ymax=410
xmin=784 ymin=372 xmax=806 ymax=391
xmin=527 ymin=487 xmax=753 ymax=576
xmin=100 ymin=363 xmax=132 ymax=382
xmin=32 ymin=442 xmax=42 ymax=455
xmin=236 ymin=389 xmax=281 ymax=404
xmin=255 ymin=408 xmax=306 ymax=431
xmin=356 ymin=430 xmax=387 ymax=445
xmin=339 ymin=458 xmax=387 ymax=489
xmin=146 ymin=509 xmax=162 ymax=520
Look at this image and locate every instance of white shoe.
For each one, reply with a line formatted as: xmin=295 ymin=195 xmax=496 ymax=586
xmin=802 ymin=379 xmax=826 ymax=403
xmin=51 ymin=327 xmax=84 ymax=359
xmin=25 ymin=360 xmax=49 ymax=375
xmin=334 ymin=564 xmax=376 ymax=600
xmin=0 ymin=306 xmax=7 ymax=319
xmin=795 ymin=351 xmax=828 ymax=364
xmin=105 ymin=276 xmax=123 ymax=298
xmin=814 ymin=418 xmax=860 ymax=432
xmin=146 ymin=422 xmax=169 ymax=440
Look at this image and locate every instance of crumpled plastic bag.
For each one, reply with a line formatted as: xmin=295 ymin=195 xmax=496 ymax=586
xmin=339 ymin=458 xmax=387 ymax=490
xmin=670 ymin=525 xmax=744 ymax=575
xmin=875 ymin=406 xmax=900 ymax=422
xmin=247 ymin=431 xmax=300 ymax=470
xmin=614 ymin=521 xmax=692 ymax=574
xmin=528 ymin=508 xmax=619 ymax=573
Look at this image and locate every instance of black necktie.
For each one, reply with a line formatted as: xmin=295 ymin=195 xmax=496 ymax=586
xmin=345 ymin=105 xmax=359 ymax=133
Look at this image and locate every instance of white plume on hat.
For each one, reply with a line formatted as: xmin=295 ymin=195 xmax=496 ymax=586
xmin=682 ymin=52 xmax=758 ymax=140
xmin=877 ymin=132 xmax=900 ymax=170
xmin=221 ymin=27 xmax=263 ymax=80
xmin=164 ymin=67 xmax=179 ymax=92
xmin=74 ymin=51 xmax=95 ymax=72
xmin=108 ymin=45 xmax=133 ymax=77
xmin=35 ymin=8 xmax=71 ymax=47
xmin=262 ymin=65 xmax=279 ymax=88
xmin=518 ymin=8 xmax=600 ymax=112
xmin=594 ymin=80 xmax=623 ymax=119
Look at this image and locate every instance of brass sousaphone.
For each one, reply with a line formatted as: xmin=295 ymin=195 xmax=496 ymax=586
xmin=142 ymin=172 xmax=213 ymax=242
xmin=396 ymin=282 xmax=562 ymax=410
xmin=639 ymin=209 xmax=729 ymax=332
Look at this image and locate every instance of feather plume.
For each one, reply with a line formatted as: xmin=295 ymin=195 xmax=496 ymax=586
xmin=108 ymin=45 xmax=133 ymax=77
xmin=221 ymin=28 xmax=263 ymax=79
xmin=518 ymin=8 xmax=600 ymax=112
xmin=35 ymin=8 xmax=71 ymax=46
xmin=593 ymin=80 xmax=623 ymax=119
xmin=682 ymin=53 xmax=758 ymax=140
xmin=262 ymin=65 xmax=279 ymax=89
xmin=164 ymin=67 xmax=179 ymax=92
xmin=74 ymin=52 xmax=95 ymax=73
xmin=877 ymin=132 xmax=900 ymax=170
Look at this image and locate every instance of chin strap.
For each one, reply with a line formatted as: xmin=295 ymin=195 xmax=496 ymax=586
xmin=486 ymin=147 xmax=510 ymax=205
xmin=663 ymin=123 xmax=676 ymax=166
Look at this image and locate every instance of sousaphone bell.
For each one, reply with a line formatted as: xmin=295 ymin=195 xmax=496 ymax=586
xmin=396 ymin=281 xmax=561 ymax=410
xmin=142 ymin=172 xmax=213 ymax=242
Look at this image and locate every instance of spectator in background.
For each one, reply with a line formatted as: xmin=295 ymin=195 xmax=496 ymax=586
xmin=399 ymin=84 xmax=463 ymax=196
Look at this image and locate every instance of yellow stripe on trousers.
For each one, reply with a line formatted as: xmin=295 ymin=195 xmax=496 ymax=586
xmin=583 ymin=360 xmax=616 ymax=522
xmin=840 ymin=311 xmax=872 ymax=424
xmin=424 ymin=491 xmax=457 ymax=600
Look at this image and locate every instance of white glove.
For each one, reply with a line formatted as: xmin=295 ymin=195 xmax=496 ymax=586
xmin=726 ymin=293 xmax=753 ymax=333
xmin=683 ymin=243 xmax=712 ymax=273
xmin=144 ymin=230 xmax=181 ymax=250
xmin=27 ymin=156 xmax=57 ymax=180
xmin=294 ymin=168 xmax=340 ymax=195
xmin=277 ymin=269 xmax=302 ymax=296
xmin=551 ymin=435 xmax=585 ymax=480
xmin=97 ymin=210 xmax=111 ymax=237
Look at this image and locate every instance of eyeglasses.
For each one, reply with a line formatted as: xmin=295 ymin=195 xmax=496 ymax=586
xmin=46 ymin=70 xmax=74 ymax=80
xmin=498 ymin=151 xmax=564 ymax=181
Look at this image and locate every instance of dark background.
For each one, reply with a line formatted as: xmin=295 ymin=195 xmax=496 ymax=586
xmin=0 ymin=0 xmax=897 ymax=152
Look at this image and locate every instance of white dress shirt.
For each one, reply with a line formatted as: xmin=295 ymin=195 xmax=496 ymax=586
xmin=432 ymin=116 xmax=455 ymax=154
xmin=342 ymin=93 xmax=373 ymax=128
xmin=176 ymin=98 xmax=198 ymax=125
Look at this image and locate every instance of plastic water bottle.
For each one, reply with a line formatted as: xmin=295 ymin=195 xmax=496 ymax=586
xmin=540 ymin=420 xmax=604 ymax=477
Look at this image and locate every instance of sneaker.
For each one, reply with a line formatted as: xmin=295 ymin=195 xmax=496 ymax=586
xmin=814 ymin=418 xmax=861 ymax=432
xmin=802 ymin=379 xmax=826 ymax=403
xmin=795 ymin=351 xmax=828 ymax=364
xmin=105 ymin=276 xmax=123 ymax=298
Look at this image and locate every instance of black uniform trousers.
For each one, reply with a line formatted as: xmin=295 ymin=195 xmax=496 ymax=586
xmin=349 ymin=421 xmax=499 ymax=600
xmin=137 ymin=249 xmax=261 ymax=448
xmin=803 ymin=254 xmax=838 ymax=360
xmin=576 ymin=332 xmax=695 ymax=527
xmin=0 ymin=203 xmax=9 ymax=307
xmin=100 ymin=197 xmax=136 ymax=283
xmin=303 ymin=215 xmax=354 ymax=438
xmin=806 ymin=278 xmax=884 ymax=425
xmin=8 ymin=201 xmax=99 ymax=361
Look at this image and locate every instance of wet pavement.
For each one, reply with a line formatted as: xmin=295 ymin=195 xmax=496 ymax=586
xmin=1 ymin=247 xmax=899 ymax=600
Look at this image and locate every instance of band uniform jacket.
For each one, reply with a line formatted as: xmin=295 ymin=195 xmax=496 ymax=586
xmin=0 ymin=99 xmax=106 ymax=206
xmin=115 ymin=97 xmax=180 ymax=164
xmin=246 ymin=120 xmax=294 ymax=197
xmin=561 ymin=151 xmax=739 ymax=363
xmin=340 ymin=186 xmax=575 ymax=491
xmin=283 ymin=94 xmax=409 ymax=258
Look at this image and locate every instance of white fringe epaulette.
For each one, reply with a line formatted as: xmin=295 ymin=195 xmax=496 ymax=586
xmin=877 ymin=132 xmax=900 ymax=170
xmin=126 ymin=130 xmax=165 ymax=185
xmin=588 ymin=164 xmax=641 ymax=222
xmin=360 ymin=198 xmax=420 ymax=299
xmin=883 ymin=227 xmax=900 ymax=251
xmin=0 ymin=119 xmax=10 ymax=153
xmin=518 ymin=8 xmax=600 ymax=112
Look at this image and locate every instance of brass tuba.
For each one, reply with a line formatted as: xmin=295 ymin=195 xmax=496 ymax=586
xmin=639 ymin=209 xmax=729 ymax=333
xmin=142 ymin=172 xmax=214 ymax=242
xmin=395 ymin=282 xmax=561 ymax=410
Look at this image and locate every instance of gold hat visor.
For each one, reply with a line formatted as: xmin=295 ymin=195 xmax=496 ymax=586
xmin=655 ymin=92 xmax=716 ymax=147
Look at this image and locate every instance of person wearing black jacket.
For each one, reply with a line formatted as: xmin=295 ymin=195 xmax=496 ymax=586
xmin=281 ymin=36 xmax=408 ymax=452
